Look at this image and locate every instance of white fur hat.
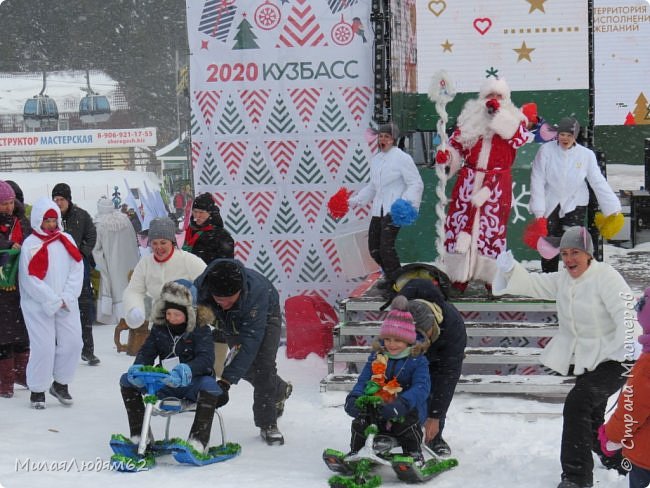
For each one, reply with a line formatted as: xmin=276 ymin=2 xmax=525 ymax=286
xmin=97 ymin=197 xmax=115 ymax=215
xmin=479 ymin=77 xmax=511 ymax=100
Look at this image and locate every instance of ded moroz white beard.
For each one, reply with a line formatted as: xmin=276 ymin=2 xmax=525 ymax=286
xmin=455 ymin=97 xmax=522 ymax=149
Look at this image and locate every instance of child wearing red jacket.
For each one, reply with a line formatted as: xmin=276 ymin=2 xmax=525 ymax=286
xmin=600 ymin=286 xmax=650 ymax=488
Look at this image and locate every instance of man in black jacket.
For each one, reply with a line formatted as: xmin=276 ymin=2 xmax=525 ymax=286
xmin=52 ymin=183 xmax=100 ymax=365
xmin=194 ymin=259 xmax=292 ymax=446
xmin=398 ymin=278 xmax=467 ymax=456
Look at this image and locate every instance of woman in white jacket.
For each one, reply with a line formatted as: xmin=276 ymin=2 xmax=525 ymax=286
xmin=493 ymin=226 xmax=639 ymax=488
xmin=122 ymin=217 xmax=206 ymax=329
xmin=349 ymin=122 xmax=423 ymax=290
xmin=19 ymin=198 xmax=84 ymax=409
xmin=528 ymin=117 xmax=621 ymax=272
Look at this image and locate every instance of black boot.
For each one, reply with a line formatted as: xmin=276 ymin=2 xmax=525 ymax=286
xmin=120 ymin=386 xmax=145 ymax=438
xmin=188 ymin=391 xmax=220 ymax=452
xmin=49 ymin=381 xmax=73 ymax=405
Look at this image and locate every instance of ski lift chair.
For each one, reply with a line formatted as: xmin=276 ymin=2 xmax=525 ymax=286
xmin=23 ymin=95 xmax=59 ymax=129
xmin=79 ymin=93 xmax=110 ymax=124
xmin=79 ymin=70 xmax=111 ymax=124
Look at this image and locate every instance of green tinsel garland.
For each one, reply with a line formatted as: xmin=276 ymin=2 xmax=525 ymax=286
xmin=139 ymin=365 xmax=169 ymax=373
xmin=328 ymin=458 xmax=382 ymax=488
xmin=169 ymin=438 xmax=242 ymax=460
xmin=143 ymin=394 xmax=158 ymax=404
xmin=110 ymin=452 xmax=156 ymax=470
xmin=420 ymin=457 xmax=459 ymax=476
xmin=362 ymin=424 xmax=378 ymax=438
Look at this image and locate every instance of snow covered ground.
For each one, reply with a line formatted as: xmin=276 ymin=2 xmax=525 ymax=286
xmin=0 ymin=325 xmax=630 ymax=488
xmin=0 ymin=164 xmax=644 ymax=488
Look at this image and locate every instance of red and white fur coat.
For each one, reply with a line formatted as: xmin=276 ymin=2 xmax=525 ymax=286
xmin=442 ymin=97 xmax=529 ymax=285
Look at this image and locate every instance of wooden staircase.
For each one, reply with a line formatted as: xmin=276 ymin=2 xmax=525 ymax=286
xmin=320 ymin=282 xmax=574 ymax=398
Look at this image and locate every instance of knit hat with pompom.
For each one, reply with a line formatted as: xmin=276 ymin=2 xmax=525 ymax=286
xmin=379 ymin=295 xmax=416 ymax=344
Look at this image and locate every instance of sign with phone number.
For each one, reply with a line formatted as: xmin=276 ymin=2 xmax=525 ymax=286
xmin=0 ymin=127 xmax=157 ymax=153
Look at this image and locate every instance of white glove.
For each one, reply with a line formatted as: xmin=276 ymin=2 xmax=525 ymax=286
xmin=348 ymin=195 xmax=361 ymax=209
xmin=126 ymin=307 xmax=146 ymax=329
xmin=496 ymin=250 xmax=515 ymax=273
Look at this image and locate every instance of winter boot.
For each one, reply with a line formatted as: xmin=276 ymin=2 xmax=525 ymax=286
xmin=407 ymin=451 xmax=425 ymax=468
xmin=260 ymin=424 xmax=284 ymax=446
xmin=49 ymin=381 xmax=73 ymax=405
xmin=557 ymin=474 xmax=593 ymax=488
xmin=30 ymin=391 xmax=46 ymax=409
xmin=187 ymin=391 xmax=220 ymax=453
xmin=0 ymin=358 xmax=15 ymax=398
xmin=276 ymin=381 xmax=292 ymax=418
xmin=13 ymin=350 xmax=29 ymax=388
xmin=121 ymin=386 xmax=146 ymax=438
xmin=81 ymin=350 xmax=101 ymax=366
xmin=557 ymin=480 xmax=593 ymax=488
xmin=427 ymin=435 xmax=451 ymax=456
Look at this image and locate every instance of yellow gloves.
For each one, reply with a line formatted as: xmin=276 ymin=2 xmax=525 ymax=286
xmin=594 ymin=212 xmax=624 ymax=240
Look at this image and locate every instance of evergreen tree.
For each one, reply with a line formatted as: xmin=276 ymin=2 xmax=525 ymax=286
xmin=232 ymin=17 xmax=259 ymax=50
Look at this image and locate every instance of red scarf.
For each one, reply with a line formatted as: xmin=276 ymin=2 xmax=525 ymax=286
xmin=153 ymin=246 xmax=174 ymax=263
xmin=0 ymin=217 xmax=23 ymax=245
xmin=183 ymin=224 xmax=214 ymax=250
xmin=28 ymin=230 xmax=82 ymax=280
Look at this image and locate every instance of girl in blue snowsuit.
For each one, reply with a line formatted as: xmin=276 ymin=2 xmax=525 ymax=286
xmin=344 ymin=296 xmax=431 ymax=463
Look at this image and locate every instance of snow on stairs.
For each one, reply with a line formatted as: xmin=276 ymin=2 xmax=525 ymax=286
xmin=321 ymin=280 xmax=573 ymax=398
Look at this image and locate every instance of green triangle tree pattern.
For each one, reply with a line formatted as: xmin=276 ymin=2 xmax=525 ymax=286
xmin=190 ymin=112 xmax=203 ymax=137
xmin=243 ymin=148 xmax=275 ymax=185
xmin=197 ymin=149 xmax=225 ymax=186
xmin=266 ymin=95 xmax=297 ymax=134
xmin=232 ymin=16 xmax=259 ymax=50
xmin=344 ymin=145 xmax=369 ymax=183
xmin=293 ymin=146 xmax=325 ymax=184
xmin=253 ymin=246 xmax=279 ymax=282
xmin=316 ymin=93 xmax=349 ymax=133
xmin=320 ymin=213 xmax=339 ymax=234
xmin=217 ymin=95 xmax=246 ymax=135
xmin=226 ymin=199 xmax=253 ymax=234
xmin=298 ymin=244 xmax=330 ymax=282
xmin=271 ymin=197 xmax=303 ymax=234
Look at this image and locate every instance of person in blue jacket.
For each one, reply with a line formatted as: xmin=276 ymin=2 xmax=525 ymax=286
xmin=119 ymin=281 xmax=226 ymax=454
xmin=397 ymin=278 xmax=467 ymax=456
xmin=194 ymin=259 xmax=292 ymax=446
xmin=344 ymin=296 xmax=431 ymax=465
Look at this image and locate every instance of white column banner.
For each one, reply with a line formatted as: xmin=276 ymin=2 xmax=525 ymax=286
xmin=186 ymin=0 xmax=376 ymax=304
xmin=594 ymin=0 xmax=650 ymax=125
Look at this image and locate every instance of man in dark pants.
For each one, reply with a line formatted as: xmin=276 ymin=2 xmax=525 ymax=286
xmin=52 ymin=183 xmax=99 ymax=365
xmin=398 ymin=278 xmax=467 ymax=456
xmin=194 ymin=258 xmax=292 ymax=445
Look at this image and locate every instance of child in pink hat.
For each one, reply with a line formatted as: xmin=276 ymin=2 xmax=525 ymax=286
xmin=342 ymin=296 xmax=431 ymax=466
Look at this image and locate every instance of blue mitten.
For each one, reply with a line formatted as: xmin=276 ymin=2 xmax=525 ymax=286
xmin=164 ymin=363 xmax=192 ymax=388
xmin=344 ymin=396 xmax=361 ymax=418
xmin=127 ymin=364 xmax=145 ymax=388
xmin=381 ymin=398 xmax=409 ymax=421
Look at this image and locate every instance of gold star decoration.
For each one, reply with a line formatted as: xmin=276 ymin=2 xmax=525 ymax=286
xmin=526 ymin=0 xmax=546 ymax=13
xmin=441 ymin=39 xmax=453 ymax=52
xmin=513 ymin=41 xmax=535 ymax=62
